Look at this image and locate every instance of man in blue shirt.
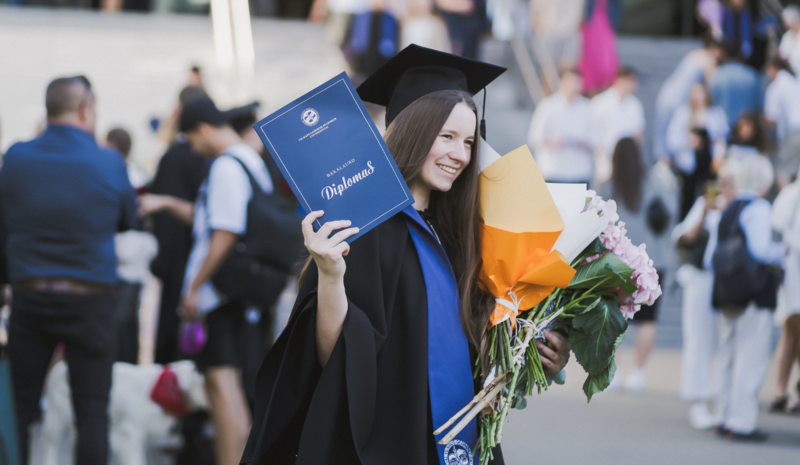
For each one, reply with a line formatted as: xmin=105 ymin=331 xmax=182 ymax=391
xmin=710 ymin=42 xmax=764 ymax=127
xmin=1 ymin=75 xmax=137 ymax=464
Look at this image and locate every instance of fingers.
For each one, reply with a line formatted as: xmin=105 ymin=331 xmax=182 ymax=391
xmin=301 ymin=210 xmax=324 ymax=237
xmin=331 ymin=241 xmax=351 ymax=257
xmin=317 ymin=220 xmax=352 ymax=237
xmin=328 ymin=227 xmax=360 ymax=245
xmin=536 ymin=340 xmax=559 ymax=365
xmin=543 ymin=330 xmax=568 ymax=353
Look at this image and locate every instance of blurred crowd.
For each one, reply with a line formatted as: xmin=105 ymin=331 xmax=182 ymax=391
xmin=524 ymin=0 xmax=800 ymax=443
xmin=1 ymin=0 xmax=800 ymax=464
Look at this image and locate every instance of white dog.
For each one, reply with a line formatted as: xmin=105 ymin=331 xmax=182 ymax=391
xmin=38 ymin=360 xmax=207 ymax=465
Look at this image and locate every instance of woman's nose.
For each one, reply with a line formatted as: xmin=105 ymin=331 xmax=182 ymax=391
xmin=450 ymin=145 xmax=470 ymax=164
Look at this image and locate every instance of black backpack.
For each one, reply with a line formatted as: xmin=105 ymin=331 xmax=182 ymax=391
xmin=211 ymin=156 xmax=305 ymax=309
xmin=711 ymin=200 xmax=778 ymax=314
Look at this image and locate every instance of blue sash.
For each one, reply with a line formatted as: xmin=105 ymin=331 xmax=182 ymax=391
xmin=402 ymin=206 xmax=477 ymax=464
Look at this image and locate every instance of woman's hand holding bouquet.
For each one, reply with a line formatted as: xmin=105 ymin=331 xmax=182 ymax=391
xmin=435 ymin=144 xmax=662 ymax=465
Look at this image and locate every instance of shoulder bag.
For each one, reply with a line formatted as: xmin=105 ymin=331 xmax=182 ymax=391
xmin=211 ymin=156 xmax=305 ymax=309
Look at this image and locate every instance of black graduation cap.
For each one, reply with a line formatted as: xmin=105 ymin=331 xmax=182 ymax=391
xmin=356 ymin=44 xmax=506 ymax=138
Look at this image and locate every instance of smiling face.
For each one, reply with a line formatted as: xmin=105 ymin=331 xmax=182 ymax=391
xmin=411 ymin=102 xmax=476 ymax=201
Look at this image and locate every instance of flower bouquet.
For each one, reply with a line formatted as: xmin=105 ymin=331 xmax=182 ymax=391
xmin=435 ymin=144 xmax=662 ymax=465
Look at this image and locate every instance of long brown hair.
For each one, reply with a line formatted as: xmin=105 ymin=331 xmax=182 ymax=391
xmin=298 ymin=90 xmax=492 ymax=350
xmin=611 ymin=137 xmax=645 ymax=212
xmin=384 ymin=89 xmax=492 ymax=350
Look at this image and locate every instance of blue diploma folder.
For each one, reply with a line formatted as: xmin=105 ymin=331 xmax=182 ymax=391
xmin=254 ymin=72 xmax=413 ymax=243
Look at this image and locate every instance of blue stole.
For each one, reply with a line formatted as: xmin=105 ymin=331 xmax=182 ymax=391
xmin=401 ymin=206 xmax=477 ymax=463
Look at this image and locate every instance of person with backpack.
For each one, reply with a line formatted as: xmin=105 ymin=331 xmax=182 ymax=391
xmin=139 ymin=97 xmax=301 ymax=465
xmin=711 ymin=155 xmax=785 ymax=442
xmin=672 ymin=163 xmax=737 ymax=430
xmin=599 ymin=138 xmax=678 ymax=393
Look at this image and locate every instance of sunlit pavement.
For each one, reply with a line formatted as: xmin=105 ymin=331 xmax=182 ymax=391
xmin=1 ymin=7 xmax=798 ymax=464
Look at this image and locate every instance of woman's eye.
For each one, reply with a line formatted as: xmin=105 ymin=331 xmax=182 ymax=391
xmin=440 ymin=134 xmax=452 ymax=140
xmin=465 ymin=140 xmax=474 ymax=147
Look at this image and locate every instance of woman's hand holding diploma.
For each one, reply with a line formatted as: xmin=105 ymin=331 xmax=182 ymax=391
xmin=302 ymin=210 xmax=360 ymax=368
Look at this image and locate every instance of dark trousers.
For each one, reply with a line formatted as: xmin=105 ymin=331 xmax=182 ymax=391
xmin=116 ymin=280 xmax=142 ymax=364
xmin=6 ymin=289 xmax=116 ymax=465
xmin=154 ymin=272 xmax=183 ymax=364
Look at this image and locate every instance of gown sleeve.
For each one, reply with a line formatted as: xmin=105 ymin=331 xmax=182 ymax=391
xmin=241 ymin=218 xmax=421 ymax=465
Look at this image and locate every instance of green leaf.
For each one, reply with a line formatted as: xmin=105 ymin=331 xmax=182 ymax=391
xmin=622 ymin=279 xmax=638 ymax=295
xmin=569 ymin=297 xmax=628 ymax=375
xmin=568 ymin=252 xmax=634 ymax=291
xmin=572 ymin=237 xmax=608 ymax=266
xmin=583 ymin=359 xmax=617 ymax=403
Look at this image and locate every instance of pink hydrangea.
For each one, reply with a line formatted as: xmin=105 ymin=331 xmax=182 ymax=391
xmin=617 ymin=290 xmax=640 ymax=320
xmin=583 ymin=193 xmax=663 ymax=317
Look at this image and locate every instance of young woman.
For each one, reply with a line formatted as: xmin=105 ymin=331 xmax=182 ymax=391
xmin=600 ymin=138 xmax=677 ymax=393
xmin=241 ymin=46 xmax=571 ymax=465
xmin=666 ymin=82 xmax=728 ymax=219
xmin=769 ymin=166 xmax=800 ymax=413
xmin=725 ymin=111 xmax=771 ymax=162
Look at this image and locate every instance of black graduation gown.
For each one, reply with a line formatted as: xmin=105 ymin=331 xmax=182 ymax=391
xmin=241 ymin=213 xmax=503 ymax=465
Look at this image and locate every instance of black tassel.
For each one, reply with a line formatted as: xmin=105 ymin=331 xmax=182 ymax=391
xmin=480 ymin=89 xmax=488 ymax=140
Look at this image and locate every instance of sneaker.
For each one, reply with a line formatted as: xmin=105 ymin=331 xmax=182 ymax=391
xmin=689 ymin=402 xmax=716 ymax=430
xmin=713 ymin=424 xmax=730 ymax=438
xmin=624 ymin=368 xmax=646 ymax=394
xmin=726 ymin=429 xmax=769 ymax=443
xmin=607 ymin=369 xmax=624 ymax=392
xmin=769 ymin=396 xmax=788 ymax=413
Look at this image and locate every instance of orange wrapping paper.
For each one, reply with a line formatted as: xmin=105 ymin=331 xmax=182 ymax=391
xmin=478 ymin=146 xmax=576 ymax=327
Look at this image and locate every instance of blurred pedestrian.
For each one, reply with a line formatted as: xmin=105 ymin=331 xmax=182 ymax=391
xmin=400 ymin=0 xmax=452 ymax=52
xmin=530 ymin=0 xmax=584 ymax=92
xmin=580 ymin=0 xmax=620 ymax=95
xmin=665 ymin=83 xmax=729 ymax=218
xmin=105 ymin=127 xmax=158 ymax=364
xmin=712 ymin=155 xmax=784 ymax=442
xmin=724 ymin=111 xmax=771 ymax=161
xmin=769 ymin=165 xmax=800 ymax=413
xmin=148 ymin=87 xmax=209 ymax=364
xmin=591 ymin=66 xmax=645 ymax=185
xmin=601 ymin=138 xmax=678 ymax=393
xmin=653 ymin=35 xmax=723 ymax=160
xmin=106 ymin=127 xmax=148 ymax=190
xmin=435 ymin=0 xmax=489 ymax=60
xmin=528 ymin=68 xmax=595 ymax=184
xmin=140 ymin=97 xmax=275 ymax=465
xmin=709 ymin=42 xmax=763 ymax=128
xmin=720 ymin=0 xmax=768 ymax=70
xmin=0 ymin=75 xmax=138 ymax=464
xmin=764 ymin=56 xmax=800 ymax=188
xmin=673 ymin=165 xmax=736 ymax=429
xmin=149 ymin=86 xmax=210 ymax=365
xmin=779 ymin=5 xmax=800 ymax=75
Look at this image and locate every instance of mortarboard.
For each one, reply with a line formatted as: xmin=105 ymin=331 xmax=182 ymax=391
xmin=356 ymin=44 xmax=506 ymax=138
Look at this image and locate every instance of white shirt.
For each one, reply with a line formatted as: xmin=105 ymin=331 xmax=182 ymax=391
xmin=115 ymin=231 xmax=158 ymax=283
xmin=672 ymin=196 xmax=722 ymax=271
xmin=666 ymin=104 xmax=729 ymax=173
xmin=183 ymin=144 xmax=273 ymax=314
xmin=735 ymin=191 xmax=786 ymax=266
xmin=528 ymin=93 xmax=595 ymax=183
xmin=765 ymin=69 xmax=800 ymax=138
xmin=779 ymin=30 xmax=800 ymax=80
xmin=771 ymin=182 xmax=800 ymax=251
xmin=590 ymin=87 xmax=646 ymax=156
